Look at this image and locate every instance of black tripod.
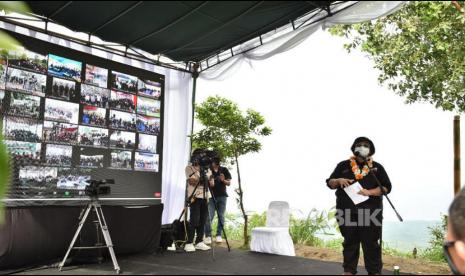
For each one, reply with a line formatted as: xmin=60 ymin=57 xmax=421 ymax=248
xmin=180 ymin=165 xmax=231 ymax=255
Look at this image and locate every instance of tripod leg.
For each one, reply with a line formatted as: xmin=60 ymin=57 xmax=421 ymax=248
xmin=94 ymin=204 xmax=121 ymax=274
xmin=205 ymin=198 xmax=215 ymax=260
xmin=58 ymin=204 xmax=92 ymax=271
xmin=208 ymin=193 xmax=231 ymax=252
xmin=217 ymin=206 xmax=231 ymax=252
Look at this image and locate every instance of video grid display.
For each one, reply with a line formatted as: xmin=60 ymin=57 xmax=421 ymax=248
xmin=1 ymin=46 xmax=163 ymax=200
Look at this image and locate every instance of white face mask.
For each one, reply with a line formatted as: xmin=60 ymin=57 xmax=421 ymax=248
xmin=355 ymin=146 xmax=370 ymax=158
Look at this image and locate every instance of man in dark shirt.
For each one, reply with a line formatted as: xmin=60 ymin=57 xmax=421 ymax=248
xmin=326 ymin=137 xmax=392 ymax=275
xmin=205 ymin=156 xmax=232 ymax=244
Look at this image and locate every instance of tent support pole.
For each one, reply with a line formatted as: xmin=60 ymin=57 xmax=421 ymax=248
xmin=454 ymin=115 xmax=461 ymax=195
xmin=190 ymin=63 xmax=200 ymax=144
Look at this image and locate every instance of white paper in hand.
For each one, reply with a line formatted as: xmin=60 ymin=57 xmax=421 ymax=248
xmin=344 ymin=182 xmax=369 ymax=205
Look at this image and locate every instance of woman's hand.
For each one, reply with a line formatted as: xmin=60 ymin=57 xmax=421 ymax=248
xmin=359 ymin=187 xmax=386 ymax=197
xmin=329 ymin=178 xmax=354 ymax=189
xmin=358 ymin=188 xmax=372 ymax=197
xmin=188 ymin=177 xmax=198 ymax=186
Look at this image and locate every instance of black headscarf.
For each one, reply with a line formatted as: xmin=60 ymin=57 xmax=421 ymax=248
xmin=351 ymin=137 xmax=376 ymax=157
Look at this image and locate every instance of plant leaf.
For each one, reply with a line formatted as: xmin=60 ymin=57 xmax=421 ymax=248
xmin=0 ymin=32 xmax=20 ymax=51
xmin=0 ymin=1 xmax=30 ymax=14
xmin=0 ymin=132 xmax=11 ymax=224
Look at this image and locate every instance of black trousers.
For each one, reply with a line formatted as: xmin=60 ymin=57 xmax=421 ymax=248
xmin=338 ymin=209 xmax=383 ymax=275
xmin=187 ymin=198 xmax=208 ymax=244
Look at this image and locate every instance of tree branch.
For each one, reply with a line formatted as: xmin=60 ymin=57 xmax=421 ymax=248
xmin=452 ymin=1 xmax=465 ymax=15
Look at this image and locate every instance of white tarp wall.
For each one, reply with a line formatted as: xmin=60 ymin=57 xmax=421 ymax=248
xmin=160 ymin=69 xmax=192 ymax=224
xmin=0 ymin=21 xmax=193 ymax=225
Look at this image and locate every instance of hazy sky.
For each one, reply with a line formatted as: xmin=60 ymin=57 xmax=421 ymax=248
xmin=196 ymin=28 xmax=458 ymax=222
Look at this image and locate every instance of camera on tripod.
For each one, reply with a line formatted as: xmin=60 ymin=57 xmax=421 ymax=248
xmin=191 ymin=149 xmax=218 ymax=169
xmin=85 ymin=179 xmax=115 ymax=198
xmin=60 ymin=177 xmax=121 ymax=274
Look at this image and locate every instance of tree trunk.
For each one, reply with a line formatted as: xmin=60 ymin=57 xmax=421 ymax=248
xmin=454 ymin=115 xmax=461 ymax=195
xmin=235 ymin=152 xmax=248 ymax=246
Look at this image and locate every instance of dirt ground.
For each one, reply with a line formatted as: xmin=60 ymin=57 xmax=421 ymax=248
xmin=294 ymin=244 xmax=451 ymax=275
xmin=219 ymin=241 xmax=451 ymax=275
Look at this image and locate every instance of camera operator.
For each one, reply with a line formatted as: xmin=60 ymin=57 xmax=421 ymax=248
xmin=445 ymin=187 xmax=465 ymax=275
xmin=204 ymin=156 xmax=232 ymax=245
xmin=184 ymin=149 xmax=215 ymax=253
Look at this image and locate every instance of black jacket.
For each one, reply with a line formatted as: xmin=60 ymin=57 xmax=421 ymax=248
xmin=326 ymin=160 xmax=392 ymax=210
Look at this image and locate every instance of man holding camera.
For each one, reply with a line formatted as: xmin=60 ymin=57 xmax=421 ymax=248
xmin=184 ymin=150 xmax=215 ymax=253
xmin=204 ymin=157 xmax=232 ymax=245
xmin=445 ymin=187 xmax=465 ymax=275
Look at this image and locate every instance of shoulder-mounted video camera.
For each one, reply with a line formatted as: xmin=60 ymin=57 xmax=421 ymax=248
xmin=190 ymin=149 xmax=219 ymax=169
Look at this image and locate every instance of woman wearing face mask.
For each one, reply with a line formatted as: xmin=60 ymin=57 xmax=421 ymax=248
xmin=326 ymin=137 xmax=392 ymax=275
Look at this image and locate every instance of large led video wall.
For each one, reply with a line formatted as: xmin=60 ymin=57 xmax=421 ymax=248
xmin=0 ymin=36 xmax=164 ymax=206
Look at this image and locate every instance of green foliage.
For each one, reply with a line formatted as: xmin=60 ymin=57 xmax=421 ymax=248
xmin=210 ymin=213 xmax=242 ymax=241
xmin=192 ymin=95 xmax=271 ymax=246
xmin=329 ymin=1 xmax=465 ymax=112
xmin=192 ymin=95 xmax=272 ymax=164
xmin=420 ymin=215 xmax=448 ymax=262
xmin=378 ymin=216 xmax=448 ymax=264
xmin=290 ymin=208 xmax=335 ymax=246
xmin=210 ymin=212 xmax=267 ymax=243
xmin=0 ymin=2 xmax=29 ymax=51
xmin=215 ymin=209 xmax=336 ymax=248
xmin=0 ymin=1 xmax=30 ymax=14
xmin=0 ymin=1 xmax=29 ymax=223
xmin=321 ymin=238 xmax=343 ymax=250
xmin=248 ymin=212 xmax=267 ymax=231
xmin=217 ymin=211 xmax=448 ymax=264
xmin=0 ymin=132 xmax=9 ymax=224
xmin=382 ymin=245 xmax=414 ymax=259
xmin=0 ymin=32 xmax=20 ymax=52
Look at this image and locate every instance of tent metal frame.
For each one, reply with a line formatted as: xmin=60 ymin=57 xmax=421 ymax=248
xmin=192 ymin=2 xmax=329 ymax=64
xmin=0 ymin=1 xmax=357 ymax=74
xmin=197 ymin=1 xmax=357 ymax=72
xmin=0 ymin=15 xmax=192 ymax=73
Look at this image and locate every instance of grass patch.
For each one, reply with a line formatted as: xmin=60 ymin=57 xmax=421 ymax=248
xmin=208 ymin=210 xmax=447 ymax=264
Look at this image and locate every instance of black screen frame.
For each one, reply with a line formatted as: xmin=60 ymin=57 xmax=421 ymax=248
xmin=2 ymin=30 xmax=165 ymax=207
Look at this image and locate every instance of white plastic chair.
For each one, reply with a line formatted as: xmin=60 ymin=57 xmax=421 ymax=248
xmin=250 ymin=201 xmax=295 ymax=256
